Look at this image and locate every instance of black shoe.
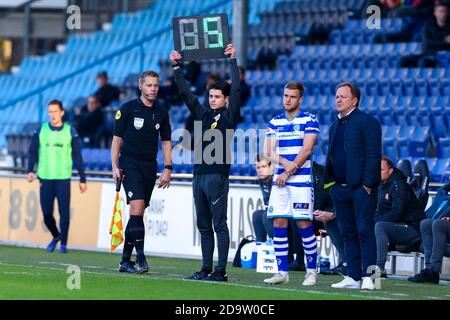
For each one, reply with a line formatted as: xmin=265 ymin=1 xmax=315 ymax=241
xmin=136 ymin=259 xmax=149 ymax=274
xmin=185 ymin=271 xmax=210 ymax=281
xmin=408 ymin=268 xmax=439 ymax=284
xmin=119 ymin=261 xmax=137 ymax=273
xmin=380 ymin=270 xmax=388 ymax=278
xmin=320 ymin=263 xmax=347 ymax=276
xmin=288 ymin=261 xmax=306 ymax=272
xmin=207 ymin=270 xmax=228 ymax=282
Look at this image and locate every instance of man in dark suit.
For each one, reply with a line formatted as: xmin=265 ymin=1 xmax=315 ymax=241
xmin=323 ymin=82 xmax=382 ymax=290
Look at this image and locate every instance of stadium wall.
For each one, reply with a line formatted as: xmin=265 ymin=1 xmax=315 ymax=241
xmin=1 ymin=174 xmax=447 ymax=279
xmin=0 ymin=175 xmax=338 ymax=260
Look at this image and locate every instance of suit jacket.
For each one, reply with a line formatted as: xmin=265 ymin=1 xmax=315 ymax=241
xmin=323 ymin=108 xmax=382 ymax=189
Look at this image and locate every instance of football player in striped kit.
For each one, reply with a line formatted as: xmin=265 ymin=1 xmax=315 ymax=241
xmin=263 ymin=81 xmax=320 ymax=286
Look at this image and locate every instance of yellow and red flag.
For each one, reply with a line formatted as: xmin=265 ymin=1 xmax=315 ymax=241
xmin=109 ymin=170 xmax=124 ymax=252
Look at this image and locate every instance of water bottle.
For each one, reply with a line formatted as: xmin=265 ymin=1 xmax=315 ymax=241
xmin=320 ymin=257 xmax=330 ymax=272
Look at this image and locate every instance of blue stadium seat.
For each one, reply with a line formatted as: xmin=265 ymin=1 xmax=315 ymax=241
xmin=431 ymin=114 xmax=450 ymax=138
xmin=379 ymin=110 xmax=395 ymax=126
xmin=409 ymin=126 xmax=431 ymax=157
xmin=440 ymin=81 xmax=450 ymax=96
xmin=438 ymin=137 xmax=450 ymax=158
xmin=384 ymin=140 xmax=398 ymax=164
xmin=397 ymin=140 xmax=410 ymax=158
xmin=415 ymin=79 xmax=428 ymax=96
xmin=402 ymin=78 xmax=415 ymax=96
xmin=383 ymin=125 xmax=399 ymax=141
xmin=431 ymin=158 xmax=450 ymax=182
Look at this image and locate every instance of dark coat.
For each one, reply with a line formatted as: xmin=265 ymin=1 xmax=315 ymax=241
xmin=323 ymin=108 xmax=382 ymax=188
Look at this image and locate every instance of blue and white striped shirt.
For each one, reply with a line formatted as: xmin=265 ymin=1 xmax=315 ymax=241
xmin=266 ymin=112 xmax=319 ymax=187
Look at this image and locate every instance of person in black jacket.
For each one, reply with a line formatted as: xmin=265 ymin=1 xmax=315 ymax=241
xmin=375 ymin=156 xmax=425 ymax=275
xmin=170 ymin=44 xmax=240 ymax=282
xmin=324 ymin=82 xmax=382 ymax=290
xmin=289 ymin=162 xmax=347 ymax=275
xmin=73 ymin=95 xmax=104 ymax=147
xmin=94 ymin=71 xmax=121 ymax=108
xmin=252 ymin=155 xmax=274 ymax=242
xmin=399 ymin=2 xmax=450 ymax=68
xmin=408 ymin=181 xmax=450 ymax=284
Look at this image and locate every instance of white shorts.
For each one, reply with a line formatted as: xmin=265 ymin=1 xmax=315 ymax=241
xmin=267 ymin=185 xmax=314 ymax=220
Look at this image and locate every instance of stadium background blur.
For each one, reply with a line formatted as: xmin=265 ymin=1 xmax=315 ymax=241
xmin=0 ymin=0 xmax=449 ymax=298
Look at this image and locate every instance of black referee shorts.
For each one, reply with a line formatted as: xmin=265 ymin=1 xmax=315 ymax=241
xmin=119 ymin=155 xmax=157 ymax=208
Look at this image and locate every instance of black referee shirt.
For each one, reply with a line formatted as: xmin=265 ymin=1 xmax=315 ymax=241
xmin=113 ymin=98 xmax=171 ymax=162
xmin=174 ymin=58 xmax=241 ymax=176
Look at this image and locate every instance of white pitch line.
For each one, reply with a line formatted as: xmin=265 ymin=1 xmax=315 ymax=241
xmin=1 ymin=271 xmax=33 ymax=275
xmin=0 ymin=262 xmax=396 ymax=300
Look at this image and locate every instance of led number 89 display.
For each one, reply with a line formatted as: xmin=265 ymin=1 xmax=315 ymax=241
xmin=172 ymin=14 xmax=230 ymax=61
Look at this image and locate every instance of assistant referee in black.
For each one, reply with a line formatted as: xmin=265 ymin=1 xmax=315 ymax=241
xmin=170 ymin=44 xmax=240 ymax=282
xmin=111 ymin=70 xmax=172 ymax=274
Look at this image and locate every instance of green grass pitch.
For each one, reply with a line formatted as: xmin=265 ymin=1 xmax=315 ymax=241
xmin=0 ymin=245 xmax=448 ymax=300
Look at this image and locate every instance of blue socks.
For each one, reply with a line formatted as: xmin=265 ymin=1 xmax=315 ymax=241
xmin=273 ymin=227 xmax=289 ymax=272
xmin=298 ymin=224 xmax=317 ymax=271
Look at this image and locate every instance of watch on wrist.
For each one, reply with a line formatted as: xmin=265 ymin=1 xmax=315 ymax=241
xmin=164 ymin=165 xmax=172 ymax=171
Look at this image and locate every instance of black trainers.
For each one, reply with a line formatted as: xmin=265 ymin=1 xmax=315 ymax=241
xmin=207 ymin=270 xmax=228 ymax=282
xmin=288 ymin=261 xmax=306 ymax=272
xmin=185 ymin=271 xmax=210 ymax=281
xmin=119 ymin=261 xmax=137 ymax=273
xmin=136 ymin=259 xmax=149 ymax=274
xmin=408 ymin=268 xmax=439 ymax=284
xmin=320 ymin=262 xmax=347 ymax=276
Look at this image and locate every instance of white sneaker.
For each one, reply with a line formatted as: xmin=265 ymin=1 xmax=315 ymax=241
xmin=361 ymin=277 xmax=375 ymax=290
xmin=331 ymin=276 xmax=361 ymax=289
xmin=264 ymin=272 xmax=289 ymax=284
xmin=302 ymin=270 xmax=317 ymax=286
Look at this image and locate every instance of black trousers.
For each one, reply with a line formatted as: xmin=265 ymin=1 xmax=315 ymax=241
xmin=193 ymin=174 xmax=230 ymax=273
xmin=39 ymin=179 xmax=71 ymax=245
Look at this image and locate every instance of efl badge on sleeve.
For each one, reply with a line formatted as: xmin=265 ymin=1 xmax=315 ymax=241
xmin=172 ymin=14 xmax=230 ymax=61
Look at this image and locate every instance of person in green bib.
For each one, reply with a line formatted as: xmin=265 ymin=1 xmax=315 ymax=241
xmin=27 ymin=100 xmax=87 ymax=253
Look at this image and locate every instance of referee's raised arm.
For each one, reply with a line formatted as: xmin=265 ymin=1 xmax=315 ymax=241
xmin=170 ymin=50 xmax=205 ymax=119
xmin=223 ymin=44 xmax=241 ymax=126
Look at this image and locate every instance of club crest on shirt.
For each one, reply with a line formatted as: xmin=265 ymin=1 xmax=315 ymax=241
xmin=293 ymin=124 xmax=300 ymax=131
xmin=155 ymin=123 xmax=160 ymax=130
xmin=385 ymin=193 xmax=390 ymax=200
xmin=115 ymin=110 xmax=121 ymax=120
xmin=134 ymin=117 xmax=144 ymax=130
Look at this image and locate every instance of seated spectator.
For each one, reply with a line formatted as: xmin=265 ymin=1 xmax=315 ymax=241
xmin=158 ymin=76 xmax=183 ymax=107
xmin=251 ymin=155 xmax=274 ymax=242
xmin=73 ymin=95 xmax=104 ymax=148
xmin=399 ymin=2 xmax=450 ymax=68
xmin=408 ymin=181 xmax=450 ymax=284
xmin=375 ymin=156 xmax=425 ymax=275
xmin=287 ymin=162 xmax=347 ymax=275
xmin=94 ymin=71 xmax=121 ymax=108
xmin=238 ymin=66 xmax=251 ymax=107
xmin=183 ymin=60 xmax=201 ymax=88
